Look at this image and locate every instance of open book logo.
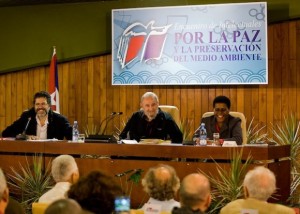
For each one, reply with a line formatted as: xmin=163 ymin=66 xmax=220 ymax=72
xmin=117 ymin=21 xmax=172 ymax=69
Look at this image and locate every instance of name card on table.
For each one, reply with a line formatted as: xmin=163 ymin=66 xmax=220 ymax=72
xmin=222 ymin=141 xmax=237 ymax=147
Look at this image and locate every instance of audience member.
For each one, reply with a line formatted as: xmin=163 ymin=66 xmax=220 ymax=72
xmin=45 ymin=199 xmax=83 ymax=214
xmin=193 ymin=95 xmax=243 ymax=145
xmin=67 ymin=170 xmax=123 ymax=214
xmin=5 ymin=197 xmax=25 ymax=214
xmin=220 ymin=166 xmax=295 ymax=214
xmin=2 ymin=91 xmax=72 ymax=140
xmin=172 ymin=173 xmax=211 ymax=214
xmin=120 ymin=91 xmax=183 ymax=143
xmin=141 ymin=164 xmax=180 ymax=212
xmin=0 ymin=169 xmax=9 ymax=214
xmin=39 ymin=155 xmax=79 ymax=203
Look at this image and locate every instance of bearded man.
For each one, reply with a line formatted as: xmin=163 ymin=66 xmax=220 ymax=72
xmin=2 ymin=91 xmax=72 ymax=140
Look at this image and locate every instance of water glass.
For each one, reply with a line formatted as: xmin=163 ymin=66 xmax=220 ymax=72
xmin=78 ymin=134 xmax=85 ymax=143
xmin=213 ymin=133 xmax=220 ymax=146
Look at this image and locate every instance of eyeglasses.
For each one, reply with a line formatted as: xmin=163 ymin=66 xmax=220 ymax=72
xmin=35 ymin=102 xmax=48 ymax=107
xmin=214 ymin=108 xmax=228 ymax=112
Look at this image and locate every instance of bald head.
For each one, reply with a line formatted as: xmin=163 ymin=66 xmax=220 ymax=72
xmin=45 ymin=199 xmax=82 ymax=214
xmin=142 ymin=164 xmax=180 ymax=201
xmin=179 ymin=173 xmax=211 ymax=212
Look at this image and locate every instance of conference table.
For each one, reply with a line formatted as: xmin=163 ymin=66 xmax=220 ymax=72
xmin=0 ymin=140 xmax=291 ymax=207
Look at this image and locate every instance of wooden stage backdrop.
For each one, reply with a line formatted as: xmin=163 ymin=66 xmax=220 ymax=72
xmin=0 ymin=20 xmax=300 ymax=137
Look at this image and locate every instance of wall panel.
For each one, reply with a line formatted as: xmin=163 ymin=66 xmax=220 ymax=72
xmin=0 ymin=20 xmax=300 ymax=140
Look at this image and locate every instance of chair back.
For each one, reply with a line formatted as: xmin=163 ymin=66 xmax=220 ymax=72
xmin=32 ymin=202 xmax=49 ymax=214
xmin=159 ymin=105 xmax=180 ymax=127
xmin=202 ymin=111 xmax=247 ymax=144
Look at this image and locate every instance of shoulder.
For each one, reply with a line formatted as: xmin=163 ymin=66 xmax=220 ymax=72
xmin=268 ymin=203 xmax=295 ymax=213
xmin=159 ymin=109 xmax=172 ymax=120
xmin=228 ymin=114 xmax=241 ymax=125
xmin=20 ymin=108 xmax=35 ymax=117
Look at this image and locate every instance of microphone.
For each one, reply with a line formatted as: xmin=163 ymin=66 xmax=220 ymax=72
xmin=97 ymin=112 xmax=116 ymax=134
xmin=101 ymin=112 xmax=123 ymax=135
xmin=16 ymin=118 xmax=31 ymax=140
xmin=86 ymin=112 xmax=123 ymax=143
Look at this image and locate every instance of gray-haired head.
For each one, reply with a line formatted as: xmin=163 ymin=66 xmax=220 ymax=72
xmin=45 ymin=199 xmax=82 ymax=214
xmin=243 ymin=166 xmax=276 ymax=201
xmin=51 ymin=155 xmax=78 ymax=183
xmin=0 ymin=169 xmax=7 ymax=200
xmin=140 ymin=92 xmax=159 ymax=103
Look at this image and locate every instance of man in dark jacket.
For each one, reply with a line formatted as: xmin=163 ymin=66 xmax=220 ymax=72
xmin=2 ymin=91 xmax=72 ymax=140
xmin=119 ymin=92 xmax=183 ymax=143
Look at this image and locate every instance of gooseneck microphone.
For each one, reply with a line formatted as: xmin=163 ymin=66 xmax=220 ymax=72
xmin=97 ymin=112 xmax=116 ymax=134
xmin=101 ymin=112 xmax=123 ymax=135
xmin=16 ymin=118 xmax=31 ymax=140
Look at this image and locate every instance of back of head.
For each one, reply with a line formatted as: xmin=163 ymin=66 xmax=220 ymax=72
xmin=0 ymin=168 xmax=8 ymax=213
xmin=213 ymin=95 xmax=231 ymax=109
xmin=179 ymin=173 xmax=211 ymax=211
xmin=243 ymin=166 xmax=276 ymax=201
xmin=0 ymin=169 xmax=7 ymax=200
xmin=142 ymin=164 xmax=180 ymax=201
xmin=45 ymin=199 xmax=82 ymax=214
xmin=67 ymin=170 xmax=123 ymax=214
xmin=51 ymin=155 xmax=78 ymax=183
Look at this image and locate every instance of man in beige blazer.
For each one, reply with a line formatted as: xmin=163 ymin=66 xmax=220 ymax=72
xmin=220 ymin=166 xmax=295 ymax=214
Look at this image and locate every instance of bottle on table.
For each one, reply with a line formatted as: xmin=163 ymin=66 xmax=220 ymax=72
xmin=72 ymin=121 xmax=79 ymax=142
xmin=199 ymin=123 xmax=207 ymax=146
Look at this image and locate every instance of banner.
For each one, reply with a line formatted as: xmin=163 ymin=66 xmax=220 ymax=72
xmin=49 ymin=47 xmax=60 ymax=112
xmin=112 ymin=2 xmax=267 ymax=85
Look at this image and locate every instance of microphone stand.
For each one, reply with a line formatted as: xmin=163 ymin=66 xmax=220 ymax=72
xmin=101 ymin=112 xmax=123 ymax=135
xmin=16 ymin=118 xmax=31 ymax=140
xmin=87 ymin=112 xmax=122 ymax=142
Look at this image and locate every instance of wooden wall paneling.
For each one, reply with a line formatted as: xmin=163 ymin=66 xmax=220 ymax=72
xmin=236 ymin=86 xmax=245 ymax=113
xmin=194 ymin=87 xmax=202 ymax=131
xmin=187 ymin=86 xmax=195 ymax=130
xmin=4 ymin=74 xmax=11 ymax=128
xmin=251 ymin=86 xmax=259 ymax=125
xmin=11 ymin=72 xmax=18 ymax=122
xmin=86 ymin=58 xmax=94 ymax=131
xmin=297 ymin=21 xmax=300 ymax=119
xmin=180 ymin=87 xmax=188 ymax=125
xmin=273 ymin=24 xmax=283 ymax=125
xmin=22 ymin=70 xmax=29 ymax=110
xmin=287 ymin=21 xmax=297 ymax=115
xmin=92 ymin=57 xmax=101 ymax=130
xmin=60 ymin=63 xmax=69 ymax=117
xmin=99 ymin=56 xmax=107 ymax=134
xmin=68 ymin=61 xmax=76 ymax=122
xmin=281 ymin=22 xmax=291 ymax=118
xmin=229 ymin=86 xmax=237 ymax=111
xmin=0 ymin=75 xmax=5 ymax=130
xmin=16 ymin=72 xmax=23 ymax=115
xmin=106 ymin=55 xmax=115 ymax=134
xmin=243 ymin=86 xmax=252 ymax=125
xmin=258 ymin=85 xmax=267 ymax=128
xmin=201 ymin=87 xmax=209 ymax=115
xmin=165 ymin=86 xmax=174 ymax=105
xmin=267 ymin=24 xmax=274 ymax=129
xmin=81 ymin=59 xmax=89 ymax=133
xmin=289 ymin=21 xmax=297 ymax=59
xmin=173 ymin=87 xmax=181 ymax=118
